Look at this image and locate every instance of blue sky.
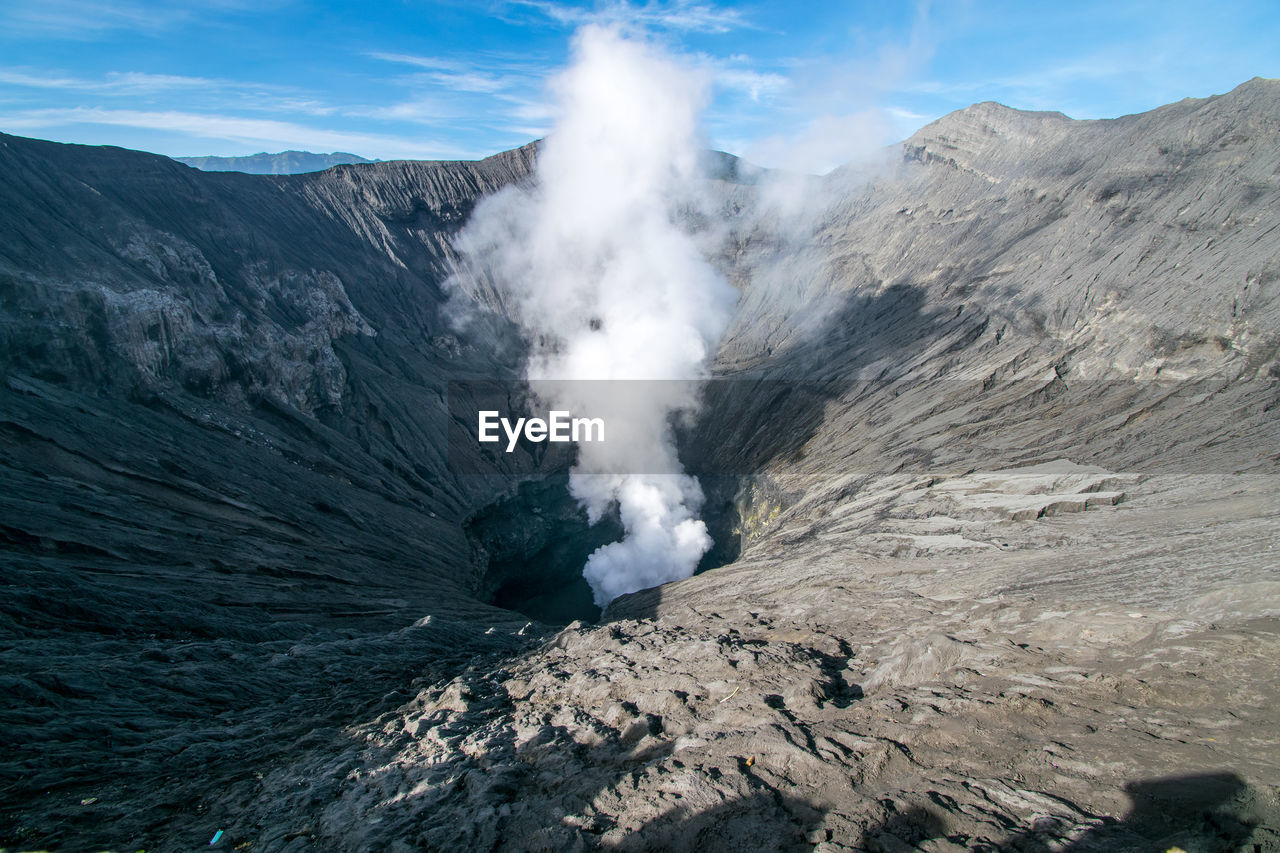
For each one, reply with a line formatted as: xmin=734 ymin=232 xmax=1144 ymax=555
xmin=1 ymin=0 xmax=1277 ymax=168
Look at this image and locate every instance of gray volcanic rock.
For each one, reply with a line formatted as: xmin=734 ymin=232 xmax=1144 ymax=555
xmin=1 ymin=79 xmax=1279 ymax=851
xmin=0 ymin=134 xmax=544 ymax=849
xmin=174 ymin=150 xmax=375 ymax=174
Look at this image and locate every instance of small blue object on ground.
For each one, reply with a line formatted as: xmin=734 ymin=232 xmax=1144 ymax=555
xmin=210 ymin=829 xmax=224 ymax=845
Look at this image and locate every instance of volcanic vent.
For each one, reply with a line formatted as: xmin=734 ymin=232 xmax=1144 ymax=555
xmin=0 ymin=77 xmax=1278 ymax=851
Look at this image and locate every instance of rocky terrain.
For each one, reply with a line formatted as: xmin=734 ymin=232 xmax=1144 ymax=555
xmin=1 ymin=78 xmax=1278 ymax=851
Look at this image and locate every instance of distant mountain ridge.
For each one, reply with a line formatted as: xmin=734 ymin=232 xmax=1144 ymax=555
xmin=174 ymin=150 xmax=374 ymax=174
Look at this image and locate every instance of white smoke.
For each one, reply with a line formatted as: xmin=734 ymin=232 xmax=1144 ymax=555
xmin=451 ymin=25 xmax=737 ymax=607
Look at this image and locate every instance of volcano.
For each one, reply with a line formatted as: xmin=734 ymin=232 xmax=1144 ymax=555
xmin=1 ymin=79 xmax=1278 ymax=851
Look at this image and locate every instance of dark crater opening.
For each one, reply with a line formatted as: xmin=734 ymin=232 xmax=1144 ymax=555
xmin=465 ymin=474 xmax=746 ymax=626
xmin=466 ymin=477 xmax=618 ymax=626
xmin=694 ymin=473 xmax=745 ymax=572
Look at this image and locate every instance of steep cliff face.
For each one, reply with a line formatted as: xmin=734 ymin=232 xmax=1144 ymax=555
xmin=0 ymin=135 xmax=543 ymax=850
xmin=716 ymin=78 xmax=1280 ymax=376
xmin=1 ymin=80 xmax=1279 ymax=851
xmin=0 ymin=135 xmax=534 ymax=408
xmin=689 ymin=76 xmax=1280 ymax=561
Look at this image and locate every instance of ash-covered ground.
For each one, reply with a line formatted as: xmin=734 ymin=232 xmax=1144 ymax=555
xmin=2 ymin=79 xmax=1279 ymax=851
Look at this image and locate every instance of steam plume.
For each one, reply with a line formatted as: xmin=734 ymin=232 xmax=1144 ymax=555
xmin=452 ymin=25 xmax=736 ymax=607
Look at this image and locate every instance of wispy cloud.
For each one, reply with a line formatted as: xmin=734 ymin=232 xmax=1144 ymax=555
xmin=886 ymin=106 xmax=929 ymax=120
xmin=1 ymin=0 xmax=180 ymax=38
xmin=0 ymin=67 xmax=245 ymax=94
xmin=906 ymin=59 xmax=1127 ymax=100
xmin=0 ymin=0 xmax=270 ymax=39
xmin=509 ymin=0 xmax=753 ymax=34
xmin=705 ymin=64 xmax=789 ymax=102
xmin=366 ymin=53 xmax=467 ymax=72
xmin=706 ymin=4 xmax=933 ymax=169
xmin=904 ymin=44 xmax=1176 ymax=115
xmin=361 ymin=50 xmax=554 ymax=137
xmin=0 ymin=107 xmax=464 ymax=159
xmin=405 ymin=70 xmax=518 ymax=94
xmin=243 ymin=98 xmax=339 ymax=117
xmin=0 ymin=66 xmax=343 ymax=119
xmin=367 ymin=51 xmax=552 ymax=93
xmin=347 ymin=98 xmax=459 ymax=124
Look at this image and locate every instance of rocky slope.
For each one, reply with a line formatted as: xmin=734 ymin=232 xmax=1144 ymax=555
xmin=0 ymin=134 xmax=544 ymax=849
xmin=1 ymin=79 xmax=1278 ymax=851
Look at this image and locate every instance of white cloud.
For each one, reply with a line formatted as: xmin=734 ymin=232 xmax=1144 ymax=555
xmin=500 ymin=94 xmax=555 ymax=123
xmin=366 ymin=52 xmax=468 ymax=71
xmin=0 ymin=67 xmax=334 ymax=112
xmin=347 ymin=98 xmax=456 ymax=124
xmin=0 ymin=107 xmax=463 ymax=159
xmin=746 ymin=109 xmax=895 ymax=175
xmin=711 ymin=67 xmax=789 ymax=102
xmin=903 ymin=49 xmax=1162 ymax=115
xmin=0 ymin=0 xmax=274 ymax=39
xmin=413 ymin=71 xmax=512 ymax=94
xmin=367 ymin=51 xmax=552 ymax=103
xmin=886 ymin=106 xmax=929 ymax=120
xmin=0 ymin=0 xmax=182 ymax=37
xmin=243 ymin=97 xmax=339 ymax=117
xmin=0 ymin=66 xmax=351 ymax=129
xmin=0 ymin=68 xmax=222 ymax=93
xmin=702 ymin=2 xmax=935 ymax=165
xmin=511 ymin=0 xmax=752 ymax=34
xmin=496 ymin=124 xmax=550 ymax=140
xmin=356 ymin=51 xmax=554 ymax=142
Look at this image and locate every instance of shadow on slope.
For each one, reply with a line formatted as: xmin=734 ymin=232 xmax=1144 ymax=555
xmin=864 ymin=772 xmax=1272 ymax=852
xmin=461 ymin=282 xmax=957 ymax=627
